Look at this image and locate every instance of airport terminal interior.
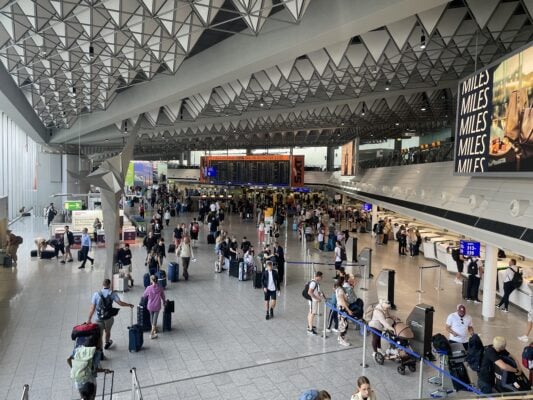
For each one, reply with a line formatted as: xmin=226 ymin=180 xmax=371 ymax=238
xmin=1 ymin=0 xmax=533 ymax=399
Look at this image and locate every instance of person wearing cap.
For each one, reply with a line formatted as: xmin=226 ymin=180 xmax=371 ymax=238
xmin=446 ymin=304 xmax=474 ymax=350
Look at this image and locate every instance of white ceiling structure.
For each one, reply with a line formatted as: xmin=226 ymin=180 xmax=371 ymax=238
xmin=1 ymin=0 xmax=533 ymax=159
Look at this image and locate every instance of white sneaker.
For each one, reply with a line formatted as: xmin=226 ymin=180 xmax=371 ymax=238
xmin=339 ymin=338 xmax=351 ymax=347
xmin=326 ymin=328 xmax=331 ymax=333
xmin=518 ymin=335 xmax=529 ymax=343
xmin=332 ymin=328 xmax=339 ymax=333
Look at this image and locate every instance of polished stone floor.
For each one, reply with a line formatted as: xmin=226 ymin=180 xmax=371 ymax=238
xmin=0 ymin=210 xmax=529 ymax=400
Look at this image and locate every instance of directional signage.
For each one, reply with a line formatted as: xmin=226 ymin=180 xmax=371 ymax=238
xmin=459 ymin=240 xmax=480 ymax=257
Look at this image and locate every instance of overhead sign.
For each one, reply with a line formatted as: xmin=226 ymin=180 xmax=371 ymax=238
xmin=454 ymin=43 xmax=533 ymax=176
xmin=64 ymin=200 xmax=82 ymax=211
xmin=459 ymin=240 xmax=480 ymax=257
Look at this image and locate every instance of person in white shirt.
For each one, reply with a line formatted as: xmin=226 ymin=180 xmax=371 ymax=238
xmin=261 ymin=261 xmax=280 ymax=320
xmin=306 ymin=271 xmax=324 ymax=335
xmin=446 ymin=304 xmax=474 ymax=350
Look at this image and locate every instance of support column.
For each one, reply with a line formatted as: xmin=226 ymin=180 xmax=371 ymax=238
xmin=326 ymin=146 xmax=335 ymax=172
xmin=482 ymin=244 xmax=497 ymax=321
xmin=184 ymin=151 xmax=191 ymax=166
xmin=246 ymin=148 xmax=252 ymax=155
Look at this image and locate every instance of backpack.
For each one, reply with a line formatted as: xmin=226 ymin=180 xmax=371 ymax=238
xmin=432 ymin=333 xmax=452 ymax=355
xmin=299 ymin=389 xmax=319 ymax=400
xmin=16 ymin=236 xmax=23 ymax=245
xmin=522 ymin=344 xmax=533 ymax=369
xmin=191 ymin=223 xmax=199 ymax=233
xmin=511 ymin=268 xmax=524 ymax=289
xmin=467 ymin=260 xmax=478 ymax=276
xmin=302 ymin=280 xmax=316 ymax=301
xmin=96 ymin=291 xmax=117 ymax=321
xmin=70 ymin=346 xmax=96 ymax=383
xmin=396 ymin=230 xmax=401 ymax=241
xmin=466 ymin=333 xmax=484 ymax=372
xmin=340 ymin=247 xmax=347 ymax=261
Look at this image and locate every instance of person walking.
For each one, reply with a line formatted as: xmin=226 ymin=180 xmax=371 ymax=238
xmin=61 ymin=225 xmax=74 ymax=263
xmin=274 ymin=241 xmax=285 ymax=284
xmin=176 ymin=236 xmax=195 ymax=281
xmin=78 ymin=228 xmax=94 ymax=269
xmin=117 ymin=243 xmax=134 ymax=287
xmin=446 ymin=304 xmax=474 ymax=350
xmin=351 ymin=376 xmax=377 ymax=400
xmin=497 ymin=259 xmax=518 ymax=312
xmin=92 ymin=218 xmax=102 ymax=243
xmin=143 ymin=275 xmax=166 ymax=339
xmin=334 ymin=241 xmax=343 ymax=277
xmin=306 ymin=271 xmax=324 ymax=335
xmin=46 ymin=202 xmax=57 ymax=227
xmin=335 ymin=276 xmax=352 ymax=347
xmin=86 ymin=279 xmax=134 ymax=350
xmin=262 ymin=261 xmax=280 ymax=320
xmin=164 ymin=208 xmax=171 ymax=227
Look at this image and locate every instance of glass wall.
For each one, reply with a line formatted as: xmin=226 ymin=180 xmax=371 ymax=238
xmin=0 ymin=110 xmax=38 ymax=220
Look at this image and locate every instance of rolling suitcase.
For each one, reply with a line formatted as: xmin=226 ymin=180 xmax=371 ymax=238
xmin=138 ymin=297 xmax=152 ymax=332
xmin=156 ymin=270 xmax=167 ymax=288
xmin=101 ymin=370 xmax=114 ymax=399
xmin=238 ymin=261 xmax=248 ymax=281
xmin=215 ymin=259 xmax=222 ymax=273
xmin=143 ymin=273 xmax=151 ymax=288
xmin=292 ymin=223 xmax=298 ymax=231
xmin=31 ymin=250 xmax=38 ymax=258
xmin=168 ymin=244 xmax=176 ymax=254
xmin=128 ymin=308 xmax=144 ymax=352
xmin=168 ymin=262 xmax=179 ymax=282
xmin=462 ymin=277 xmax=469 ymax=299
xmin=207 ymin=234 xmax=215 ymax=244
xmin=162 ymin=300 xmax=173 ymax=332
xmin=448 ymin=360 xmax=470 ymax=391
xmin=253 ymin=267 xmax=262 ymax=289
xmin=229 ymin=259 xmax=240 ymax=278
xmin=77 ymin=251 xmax=83 ymax=262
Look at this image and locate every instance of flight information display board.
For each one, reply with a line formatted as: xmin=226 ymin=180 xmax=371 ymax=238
xmin=199 ymin=155 xmax=304 ymax=187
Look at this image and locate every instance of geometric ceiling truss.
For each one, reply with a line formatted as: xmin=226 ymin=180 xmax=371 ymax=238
xmin=0 ymin=0 xmax=310 ymax=128
xmin=128 ymin=0 xmax=533 ymax=155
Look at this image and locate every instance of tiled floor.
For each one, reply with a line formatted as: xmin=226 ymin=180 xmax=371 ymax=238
xmin=0 ymin=211 xmax=529 ymax=399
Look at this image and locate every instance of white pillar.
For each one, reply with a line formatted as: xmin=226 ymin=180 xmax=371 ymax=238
xmin=371 ymin=204 xmax=378 ymax=231
xmin=482 ymin=244 xmax=497 ymax=321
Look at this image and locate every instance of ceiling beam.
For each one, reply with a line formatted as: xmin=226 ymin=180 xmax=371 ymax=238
xmin=50 ymin=0 xmax=450 ymax=144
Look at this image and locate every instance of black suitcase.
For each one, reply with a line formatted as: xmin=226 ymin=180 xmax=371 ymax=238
xmin=168 ymin=244 xmax=176 ymax=254
xmin=41 ymin=250 xmax=55 ymax=259
xmin=162 ymin=310 xmax=172 ymax=332
xmin=207 ymin=234 xmax=215 ymax=244
xmin=31 ymin=250 xmax=38 ymax=258
xmin=229 ymin=259 xmax=240 ymax=278
xmin=253 ymin=268 xmax=263 ymax=289
xmin=462 ymin=277 xmax=469 ymax=299
xmin=383 ymin=234 xmax=388 ymax=244
xmin=448 ymin=360 xmax=470 ymax=391
xmin=138 ymin=298 xmax=152 ymax=332
xmin=170 ymin=208 xmax=176 ymax=217
xmin=77 ymin=251 xmax=83 ymax=262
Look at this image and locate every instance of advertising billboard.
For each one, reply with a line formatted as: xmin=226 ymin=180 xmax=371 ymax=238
xmin=341 ymin=141 xmax=354 ymax=176
xmin=454 ymin=43 xmax=533 ymax=175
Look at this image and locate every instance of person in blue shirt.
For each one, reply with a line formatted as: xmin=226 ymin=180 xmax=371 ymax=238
xmin=79 ymin=227 xmax=94 ymax=269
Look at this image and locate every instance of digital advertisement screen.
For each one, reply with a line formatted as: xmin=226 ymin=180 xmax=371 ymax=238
xmin=362 ymin=203 xmax=372 ymax=212
xmin=454 ymin=43 xmax=533 ymax=176
xmin=206 ymin=166 xmax=217 ymax=177
xmin=341 ymin=141 xmax=354 ymax=176
xmin=459 ymin=240 xmax=481 ymax=257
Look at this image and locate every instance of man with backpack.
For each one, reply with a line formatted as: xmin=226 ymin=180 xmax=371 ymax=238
xmin=497 ymin=259 xmax=520 ymax=313
xmin=67 ymin=334 xmax=112 ymax=400
xmin=304 ymin=271 xmax=324 ymax=335
xmin=86 ymin=279 xmax=134 ymax=351
xmin=190 ymin=218 xmax=200 ymax=247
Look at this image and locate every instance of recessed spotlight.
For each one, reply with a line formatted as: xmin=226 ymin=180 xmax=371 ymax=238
xmin=385 ymin=86 xmax=390 ymax=91
xmin=395 ymin=122 xmax=400 ymax=126
xmin=341 ymin=122 xmax=345 ymax=126
xmin=421 ymin=107 xmax=426 ymax=111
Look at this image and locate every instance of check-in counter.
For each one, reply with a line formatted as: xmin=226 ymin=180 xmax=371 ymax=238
xmin=436 ymin=241 xmax=460 ymax=269
xmin=496 ymin=261 xmax=533 ymax=312
xmin=421 ymin=234 xmax=444 ymax=257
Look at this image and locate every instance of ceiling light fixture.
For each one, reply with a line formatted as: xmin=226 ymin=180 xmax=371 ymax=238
xmin=361 ymin=104 xmax=366 ymax=116
xmin=395 ymin=122 xmax=400 ymax=126
xmin=421 ymin=107 xmax=427 ymax=111
xmin=385 ymin=80 xmax=390 ymax=91
xmin=259 ymin=98 xmax=265 ymax=107
xmin=420 ymin=30 xmax=426 ymax=49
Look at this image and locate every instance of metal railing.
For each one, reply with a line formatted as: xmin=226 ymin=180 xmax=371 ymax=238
xmin=130 ymin=367 xmax=144 ymax=400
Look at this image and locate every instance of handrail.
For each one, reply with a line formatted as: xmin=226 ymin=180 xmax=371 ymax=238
xmin=130 ymin=367 xmax=144 ymax=400
xmin=20 ymin=384 xmax=29 ymax=400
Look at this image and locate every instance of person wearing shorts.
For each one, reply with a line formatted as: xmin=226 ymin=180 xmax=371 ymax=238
xmin=87 ymin=279 xmax=134 ymax=350
xmin=307 ymin=271 xmax=324 ymax=335
xmin=261 ymin=261 xmax=280 ymax=320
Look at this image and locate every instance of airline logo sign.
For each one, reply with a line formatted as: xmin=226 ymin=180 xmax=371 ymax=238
xmin=291 ymin=155 xmax=304 ymax=187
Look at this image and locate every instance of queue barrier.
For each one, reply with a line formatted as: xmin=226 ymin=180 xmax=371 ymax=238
xmin=323 ymin=301 xmax=483 ymax=398
xmin=416 ymin=265 xmax=444 ymax=294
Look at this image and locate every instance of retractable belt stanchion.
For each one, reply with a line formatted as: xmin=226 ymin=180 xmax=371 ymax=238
xmin=322 ymin=301 xmax=327 ymax=340
xmin=418 ymin=358 xmax=424 ymax=399
xmin=416 ymin=265 xmax=442 ymax=294
xmin=361 ymin=324 xmax=368 ymax=368
xmin=360 ymin=264 xmax=369 ymax=292
xmin=435 ymin=265 xmax=444 ymax=291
